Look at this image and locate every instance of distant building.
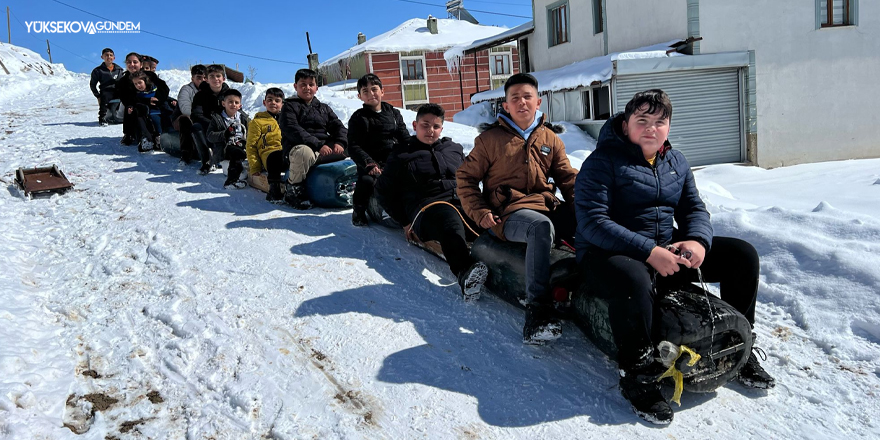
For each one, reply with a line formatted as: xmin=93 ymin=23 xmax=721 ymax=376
xmin=319 ymin=17 xmax=519 ymax=117
xmin=472 ymin=0 xmax=877 ymax=168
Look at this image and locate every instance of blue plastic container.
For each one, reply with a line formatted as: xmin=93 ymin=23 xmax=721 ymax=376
xmin=305 ymin=159 xmax=357 ymax=208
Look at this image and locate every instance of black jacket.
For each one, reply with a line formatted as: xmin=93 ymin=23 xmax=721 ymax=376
xmin=574 ymin=113 xmax=713 ymax=263
xmin=278 ymin=97 xmax=348 ymax=158
xmin=89 ymin=63 xmax=123 ymax=97
xmin=346 ymin=102 xmax=411 ymax=173
xmin=375 ymin=136 xmax=464 ymax=226
xmin=114 ymin=71 xmax=170 ymax=107
xmin=191 ymin=81 xmax=230 ymax=128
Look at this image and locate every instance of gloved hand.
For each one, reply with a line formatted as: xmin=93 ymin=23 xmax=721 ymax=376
xmin=224 ymin=125 xmax=236 ymax=139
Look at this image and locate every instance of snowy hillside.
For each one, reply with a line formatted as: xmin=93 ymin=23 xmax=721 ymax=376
xmin=1 ymin=49 xmax=879 ymax=439
xmin=0 ymin=41 xmax=68 ymax=78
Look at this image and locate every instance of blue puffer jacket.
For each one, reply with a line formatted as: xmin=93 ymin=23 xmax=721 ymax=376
xmin=574 ymin=113 xmax=713 ymax=263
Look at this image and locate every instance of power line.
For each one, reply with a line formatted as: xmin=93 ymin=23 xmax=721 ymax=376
xmin=9 ymin=9 xmax=94 ymax=65
xmin=391 ymin=0 xmax=531 ymax=19
xmin=47 ymin=0 xmax=308 ymax=65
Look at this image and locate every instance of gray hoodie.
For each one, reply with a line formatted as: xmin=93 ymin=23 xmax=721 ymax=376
xmin=176 ymin=82 xmax=200 ymax=117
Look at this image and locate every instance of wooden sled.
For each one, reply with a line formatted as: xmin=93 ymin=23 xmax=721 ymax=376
xmin=14 ymin=165 xmax=73 ymax=199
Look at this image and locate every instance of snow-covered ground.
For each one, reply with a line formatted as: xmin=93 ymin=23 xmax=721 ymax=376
xmin=1 ymin=50 xmax=879 ymax=439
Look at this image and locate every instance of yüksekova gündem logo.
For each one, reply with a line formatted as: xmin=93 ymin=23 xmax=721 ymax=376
xmin=25 ymin=21 xmax=140 ymax=34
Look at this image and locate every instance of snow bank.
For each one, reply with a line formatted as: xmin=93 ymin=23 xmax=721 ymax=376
xmin=0 ymin=42 xmax=68 ymax=78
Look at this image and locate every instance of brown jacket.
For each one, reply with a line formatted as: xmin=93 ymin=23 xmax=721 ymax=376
xmin=456 ymin=114 xmax=577 ymax=239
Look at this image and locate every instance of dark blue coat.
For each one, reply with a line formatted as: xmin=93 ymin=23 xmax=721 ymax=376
xmin=574 ymin=113 xmax=712 ymax=263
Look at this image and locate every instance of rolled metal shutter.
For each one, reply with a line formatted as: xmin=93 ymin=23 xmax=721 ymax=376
xmin=614 ymin=69 xmax=743 ymax=166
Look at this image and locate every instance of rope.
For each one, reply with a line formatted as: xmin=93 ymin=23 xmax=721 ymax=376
xmin=407 ymin=200 xmax=481 ymax=242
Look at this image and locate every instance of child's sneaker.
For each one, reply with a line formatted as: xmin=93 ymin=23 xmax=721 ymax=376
xmin=283 ymin=182 xmax=312 ymax=210
xmin=210 ymin=163 xmax=223 ymax=174
xmin=138 ymin=137 xmax=154 ymax=152
xmin=458 ymin=261 xmax=488 ymax=303
xmin=351 ymin=207 xmax=369 ymax=226
xmin=619 ymin=367 xmax=674 ymax=425
xmin=223 ymin=179 xmax=247 ymax=190
xmin=266 ymin=182 xmax=285 ymax=204
xmin=197 ymin=164 xmax=211 ymax=175
xmin=522 ymin=303 xmax=562 ymax=345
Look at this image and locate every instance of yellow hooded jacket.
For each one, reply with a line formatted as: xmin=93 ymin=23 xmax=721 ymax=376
xmin=246 ymin=111 xmax=283 ymax=175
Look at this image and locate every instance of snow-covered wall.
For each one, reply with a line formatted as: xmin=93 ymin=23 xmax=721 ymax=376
xmin=699 ymin=0 xmax=880 ymax=167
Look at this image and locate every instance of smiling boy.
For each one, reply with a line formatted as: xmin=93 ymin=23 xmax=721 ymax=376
xmin=206 ymin=89 xmax=249 ymax=189
xmin=574 ymin=89 xmax=774 ymax=424
xmin=278 ymin=69 xmax=348 ymax=209
xmin=246 ymin=88 xmax=287 ymax=202
xmin=346 ymin=74 xmax=411 ymax=225
xmin=456 ymin=73 xmax=578 ymax=344
xmin=191 ymin=64 xmax=231 ymax=174
xmin=89 ymin=48 xmax=123 ymax=126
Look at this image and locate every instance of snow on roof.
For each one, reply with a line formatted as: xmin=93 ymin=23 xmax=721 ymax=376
xmin=444 ymin=20 xmax=533 ymax=70
xmin=319 ymin=18 xmax=510 ymax=68
xmin=471 ymin=40 xmax=684 ymax=103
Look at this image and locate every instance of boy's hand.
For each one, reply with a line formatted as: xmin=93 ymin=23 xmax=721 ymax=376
xmin=150 ymin=97 xmax=158 ymax=104
xmin=127 ymin=107 xmax=133 ymax=114
xmin=224 ymin=125 xmax=235 ymax=139
xmin=647 ymin=246 xmax=692 ymax=276
xmin=369 ymin=167 xmax=382 ymax=177
xmin=479 ymin=212 xmax=500 ymax=229
xmin=670 ymin=240 xmax=706 ymax=269
xmin=319 ymin=145 xmax=332 ymax=156
xmin=333 ymin=144 xmax=345 ymax=155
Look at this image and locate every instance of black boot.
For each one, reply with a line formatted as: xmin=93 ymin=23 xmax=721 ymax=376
xmin=619 ymin=363 xmax=674 ymax=425
xmin=522 ymin=303 xmax=562 ymax=345
xmin=458 ymin=261 xmax=488 ymax=302
xmin=737 ymin=348 xmax=775 ymax=389
xmin=266 ymin=182 xmax=284 ymax=204
xmin=284 ymin=182 xmax=312 ymax=210
xmin=351 ymin=206 xmax=369 ymax=226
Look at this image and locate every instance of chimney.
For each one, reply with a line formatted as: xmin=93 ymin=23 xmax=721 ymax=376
xmin=427 ymin=15 xmax=438 ymax=34
xmin=357 ymin=32 xmax=366 ymax=45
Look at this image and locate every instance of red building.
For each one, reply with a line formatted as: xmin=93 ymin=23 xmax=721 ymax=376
xmin=319 ymin=17 xmax=519 ymax=117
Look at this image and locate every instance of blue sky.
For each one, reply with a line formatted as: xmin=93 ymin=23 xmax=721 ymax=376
xmin=3 ymin=0 xmax=532 ymax=82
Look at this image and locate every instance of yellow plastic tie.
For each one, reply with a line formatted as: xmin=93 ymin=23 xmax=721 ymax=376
xmin=657 ymin=345 xmax=701 ymax=406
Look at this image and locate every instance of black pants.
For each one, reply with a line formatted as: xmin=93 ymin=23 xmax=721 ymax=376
xmin=265 ymin=150 xmax=285 ymax=183
xmin=192 ymin=123 xmax=218 ymax=167
xmin=133 ymin=104 xmax=158 ymax=141
xmin=224 ymin=144 xmax=247 ymax=184
xmin=123 ymin=106 xmax=138 ymax=138
xmin=177 ymin=116 xmax=195 ymax=161
xmin=353 ymin=173 xmax=377 ymax=209
xmin=547 ymin=200 xmax=577 ymax=246
xmin=97 ymin=88 xmax=115 ymax=122
xmin=580 ymin=236 xmax=759 ymax=370
xmin=414 ymin=203 xmax=475 ymax=277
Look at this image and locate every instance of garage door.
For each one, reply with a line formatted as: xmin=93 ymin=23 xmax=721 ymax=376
xmin=613 ymin=68 xmax=743 ymax=166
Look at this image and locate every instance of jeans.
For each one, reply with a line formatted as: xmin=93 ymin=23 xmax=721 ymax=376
xmin=502 ymin=209 xmax=555 ymax=304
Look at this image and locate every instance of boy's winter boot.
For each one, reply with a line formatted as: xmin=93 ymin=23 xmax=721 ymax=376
xmin=121 ymin=135 xmax=134 ymax=146
xmin=737 ymin=346 xmax=775 ymax=389
xmin=197 ymin=163 xmax=211 ymax=175
xmin=224 ymin=160 xmax=246 ymax=189
xmin=266 ymin=182 xmax=284 ymax=204
xmin=351 ymin=206 xmax=369 ymax=226
xmin=138 ymin=137 xmax=154 ymax=153
xmin=458 ymin=261 xmax=489 ymax=303
xmin=522 ymin=303 xmax=562 ymax=345
xmin=619 ymin=362 xmax=674 ymax=425
xmin=283 ymin=182 xmax=312 ymax=210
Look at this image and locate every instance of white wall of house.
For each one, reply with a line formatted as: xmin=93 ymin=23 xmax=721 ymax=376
xmin=700 ymin=0 xmax=879 ymax=167
xmin=529 ymin=0 xmax=604 ymax=71
xmin=605 ymin=0 xmax=687 ymax=53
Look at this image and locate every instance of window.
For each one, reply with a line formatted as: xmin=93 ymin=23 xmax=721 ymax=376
xmin=592 ymin=0 xmax=603 ymax=34
xmin=489 ymin=46 xmax=513 ymax=90
xmin=547 ymin=1 xmax=569 ymax=47
xmin=819 ymin=0 xmax=856 ymax=27
xmin=400 ymin=52 xmax=428 ymax=110
xmin=592 ymin=85 xmax=611 ymax=120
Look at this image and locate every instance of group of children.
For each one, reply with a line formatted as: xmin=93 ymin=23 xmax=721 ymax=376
xmin=91 ymin=49 xmax=775 ymax=424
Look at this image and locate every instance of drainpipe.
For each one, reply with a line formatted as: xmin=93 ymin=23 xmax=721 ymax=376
xmin=686 ymin=0 xmax=701 ymax=55
xmin=602 ymin=0 xmax=609 ymax=55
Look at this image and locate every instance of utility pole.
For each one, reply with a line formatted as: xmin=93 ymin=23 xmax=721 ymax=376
xmin=306 ymin=32 xmax=318 ymax=72
xmin=7 ymin=7 xmax=11 ymax=44
xmin=46 ymin=39 xmax=52 ymax=63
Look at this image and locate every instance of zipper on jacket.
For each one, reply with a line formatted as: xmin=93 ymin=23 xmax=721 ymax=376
xmin=652 ymin=164 xmax=661 ymax=246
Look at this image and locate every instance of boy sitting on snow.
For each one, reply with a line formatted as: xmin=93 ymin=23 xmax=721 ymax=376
xmin=278 ymin=69 xmax=348 ymax=210
xmin=206 ymin=89 xmax=249 ymax=189
xmin=192 ymin=64 xmax=231 ymax=175
xmin=347 ymin=73 xmax=411 ymax=226
xmin=456 ymin=73 xmax=578 ymax=345
xmin=246 ymin=88 xmax=287 ymax=203
xmin=574 ymin=89 xmax=774 ymax=425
